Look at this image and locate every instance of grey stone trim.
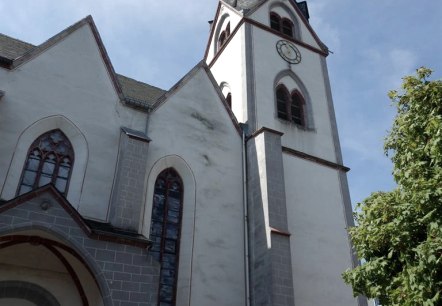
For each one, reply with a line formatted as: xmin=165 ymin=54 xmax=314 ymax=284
xmin=282 ymin=146 xmax=350 ymax=172
xmin=247 ymin=130 xmax=295 ymax=305
xmin=270 ymin=234 xmax=295 ymax=306
xmin=0 ymin=281 xmax=60 ymax=306
xmin=273 ymin=69 xmax=315 ymax=130
xmin=110 ymin=130 xmax=150 ymax=232
xmin=120 ymin=127 xmax=151 ymax=143
xmin=245 ymin=22 xmax=257 ymax=133
xmin=0 ymin=190 xmax=161 ymax=305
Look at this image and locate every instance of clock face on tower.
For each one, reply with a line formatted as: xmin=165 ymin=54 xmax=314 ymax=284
xmin=276 ymin=40 xmax=302 ymax=64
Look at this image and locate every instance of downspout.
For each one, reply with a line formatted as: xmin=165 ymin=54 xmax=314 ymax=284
xmin=241 ymin=125 xmax=251 ymax=306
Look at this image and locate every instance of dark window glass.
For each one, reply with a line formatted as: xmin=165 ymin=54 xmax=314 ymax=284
xmin=218 ymin=32 xmax=226 ymax=48
xmin=291 ymin=91 xmax=305 ymax=126
xmin=270 ymin=13 xmax=281 ymax=31
xmin=18 ymin=130 xmax=74 ymax=196
xmin=276 ymin=86 xmax=289 ymax=120
xmin=282 ymin=19 xmax=293 ymax=37
xmin=226 ymin=22 xmax=231 ymax=36
xmin=226 ymin=93 xmax=232 ymax=108
xmin=150 ymin=169 xmax=183 ymax=306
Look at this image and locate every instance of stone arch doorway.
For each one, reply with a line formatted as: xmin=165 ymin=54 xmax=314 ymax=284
xmin=0 ymin=280 xmax=60 ymax=306
xmin=0 ymin=230 xmax=105 ymax=306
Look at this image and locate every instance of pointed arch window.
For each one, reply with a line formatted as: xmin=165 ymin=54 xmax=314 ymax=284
xmin=270 ymin=12 xmax=294 ymax=38
xmin=276 ymin=85 xmax=305 ymax=126
xmin=150 ymin=168 xmax=183 ymax=306
xmin=226 ymin=92 xmax=232 ymax=108
xmin=218 ymin=22 xmax=231 ymax=49
xmin=270 ymin=12 xmax=281 ymax=32
xmin=281 ymin=19 xmax=294 ymax=37
xmin=18 ymin=129 xmax=74 ymax=196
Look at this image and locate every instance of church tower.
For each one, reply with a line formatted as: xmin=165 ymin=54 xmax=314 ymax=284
xmin=206 ymin=1 xmax=365 ymax=305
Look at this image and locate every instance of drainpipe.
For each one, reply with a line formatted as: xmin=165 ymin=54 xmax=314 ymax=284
xmin=241 ymin=124 xmax=251 ymax=306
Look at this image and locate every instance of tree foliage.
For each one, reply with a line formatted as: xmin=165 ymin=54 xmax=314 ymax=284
xmin=343 ymin=68 xmax=442 ymax=305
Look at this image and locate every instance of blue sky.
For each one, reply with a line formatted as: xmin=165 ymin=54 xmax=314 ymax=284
xmin=2 ymin=0 xmax=441 ymax=205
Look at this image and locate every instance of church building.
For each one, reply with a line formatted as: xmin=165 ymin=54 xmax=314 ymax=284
xmin=0 ymin=0 xmax=367 ymax=305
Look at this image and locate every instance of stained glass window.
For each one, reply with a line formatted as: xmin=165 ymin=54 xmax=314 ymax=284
xmin=150 ymin=169 xmax=183 ymax=306
xmin=18 ymin=130 xmax=74 ymax=196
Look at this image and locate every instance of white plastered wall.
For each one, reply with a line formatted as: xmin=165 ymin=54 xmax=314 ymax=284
xmin=250 ymin=0 xmax=321 ymax=48
xmin=0 ymin=24 xmax=146 ymax=220
xmin=250 ymin=24 xmax=337 ymax=162
xmin=206 ymin=4 xmax=243 ymax=62
xmin=141 ymin=67 xmax=245 ymax=306
xmin=283 ymin=154 xmax=357 ymax=306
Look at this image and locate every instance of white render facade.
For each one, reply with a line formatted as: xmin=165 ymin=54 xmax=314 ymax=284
xmin=0 ymin=1 xmax=366 ymax=305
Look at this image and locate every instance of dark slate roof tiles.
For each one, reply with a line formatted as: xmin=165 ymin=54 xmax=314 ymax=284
xmin=117 ymin=74 xmax=166 ymax=107
xmin=223 ymin=0 xmax=264 ymax=11
xmin=0 ymin=33 xmax=34 ymax=60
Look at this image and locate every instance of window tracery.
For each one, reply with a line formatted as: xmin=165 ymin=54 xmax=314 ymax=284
xmin=18 ymin=129 xmax=74 ymax=196
xmin=149 ymin=168 xmax=183 ymax=306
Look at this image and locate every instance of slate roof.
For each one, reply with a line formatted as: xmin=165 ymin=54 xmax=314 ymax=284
xmin=0 ymin=33 xmax=34 ymax=60
xmin=0 ymin=32 xmax=165 ymax=108
xmin=223 ymin=0 xmax=264 ymax=11
xmin=117 ymin=74 xmax=165 ymax=107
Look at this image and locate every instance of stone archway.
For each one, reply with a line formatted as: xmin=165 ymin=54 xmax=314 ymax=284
xmin=0 ymin=280 xmax=60 ymax=306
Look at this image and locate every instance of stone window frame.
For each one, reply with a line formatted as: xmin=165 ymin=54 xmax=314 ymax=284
xmin=1 ymin=115 xmax=88 ymax=207
xmin=0 ymin=281 xmax=60 ymax=306
xmin=270 ymin=12 xmax=293 ymax=37
xmin=17 ymin=129 xmax=74 ymax=196
xmin=149 ymin=168 xmax=184 ymax=306
xmin=274 ymin=70 xmax=314 ymax=130
xmin=214 ymin=13 xmax=231 ymax=54
xmin=218 ymin=21 xmax=231 ymax=49
xmin=268 ymin=2 xmax=302 ymax=40
xmin=275 ymin=84 xmax=306 ymax=126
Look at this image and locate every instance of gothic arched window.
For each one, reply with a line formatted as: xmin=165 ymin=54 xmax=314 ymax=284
xmin=218 ymin=22 xmax=231 ymax=49
xmin=226 ymin=92 xmax=232 ymax=108
xmin=18 ymin=130 xmax=74 ymax=196
xmin=270 ymin=12 xmax=294 ymax=38
xmin=149 ymin=168 xmax=183 ymax=306
xmin=291 ymin=90 xmax=305 ymax=126
xmin=276 ymin=85 xmax=305 ymax=126
xmin=276 ymin=85 xmax=290 ymax=120
xmin=270 ymin=12 xmax=281 ymax=32
xmin=281 ymin=18 xmax=294 ymax=37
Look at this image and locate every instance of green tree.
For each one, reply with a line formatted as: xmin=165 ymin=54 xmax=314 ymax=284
xmin=343 ymin=68 xmax=442 ymax=305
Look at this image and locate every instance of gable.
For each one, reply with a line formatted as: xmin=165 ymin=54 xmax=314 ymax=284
xmin=247 ymin=0 xmax=325 ymax=51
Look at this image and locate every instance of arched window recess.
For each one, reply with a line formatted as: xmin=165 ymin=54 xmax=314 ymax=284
xmin=218 ymin=22 xmax=231 ymax=49
xmin=17 ymin=129 xmax=74 ymax=196
xmin=270 ymin=12 xmax=294 ymax=38
xmin=150 ymin=168 xmax=183 ymax=306
xmin=276 ymin=85 xmax=305 ymax=126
